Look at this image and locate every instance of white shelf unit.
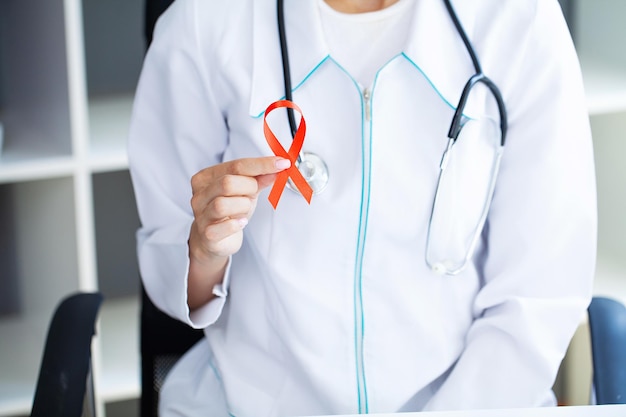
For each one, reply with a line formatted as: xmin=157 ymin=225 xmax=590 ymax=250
xmin=0 ymin=0 xmax=143 ymax=415
xmin=0 ymin=0 xmax=625 ymax=415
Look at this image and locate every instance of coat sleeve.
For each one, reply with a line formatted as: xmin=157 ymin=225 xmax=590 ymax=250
xmin=128 ymin=0 xmax=231 ymax=328
xmin=424 ymin=0 xmax=597 ymax=410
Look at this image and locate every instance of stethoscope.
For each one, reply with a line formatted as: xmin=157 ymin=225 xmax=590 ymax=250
xmin=277 ymin=0 xmax=507 ymax=275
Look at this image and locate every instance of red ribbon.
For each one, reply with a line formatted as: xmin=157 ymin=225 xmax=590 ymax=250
xmin=264 ymin=100 xmax=313 ymax=209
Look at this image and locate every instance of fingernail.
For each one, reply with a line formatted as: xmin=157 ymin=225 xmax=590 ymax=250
xmin=275 ymin=158 xmax=291 ymax=170
xmin=238 ymin=217 xmax=248 ymax=228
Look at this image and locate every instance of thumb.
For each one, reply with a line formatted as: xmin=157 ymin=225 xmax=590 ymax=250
xmin=256 ymin=173 xmax=278 ymax=191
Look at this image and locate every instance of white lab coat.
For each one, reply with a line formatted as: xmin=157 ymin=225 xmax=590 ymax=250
xmin=127 ymin=0 xmax=597 ymax=415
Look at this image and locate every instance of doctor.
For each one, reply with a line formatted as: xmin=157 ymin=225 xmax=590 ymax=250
xmin=128 ymin=0 xmax=597 ymax=415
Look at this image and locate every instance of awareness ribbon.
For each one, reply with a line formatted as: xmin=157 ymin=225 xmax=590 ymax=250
xmin=264 ymin=100 xmax=313 ymax=209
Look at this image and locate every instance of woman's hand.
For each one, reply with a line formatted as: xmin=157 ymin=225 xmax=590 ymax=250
xmin=187 ymin=156 xmax=290 ymax=309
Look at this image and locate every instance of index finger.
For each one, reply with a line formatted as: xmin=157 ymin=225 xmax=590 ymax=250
xmin=221 ymin=156 xmax=291 ymax=177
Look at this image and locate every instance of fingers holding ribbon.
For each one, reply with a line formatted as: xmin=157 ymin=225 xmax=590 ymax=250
xmin=264 ymin=100 xmax=314 ymax=209
xmin=189 ymin=156 xmax=290 ymax=258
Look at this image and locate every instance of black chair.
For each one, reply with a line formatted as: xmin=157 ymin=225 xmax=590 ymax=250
xmin=30 ymin=292 xmax=104 ymax=417
xmin=140 ymin=286 xmax=204 ymax=417
xmin=588 ymin=296 xmax=626 ymax=405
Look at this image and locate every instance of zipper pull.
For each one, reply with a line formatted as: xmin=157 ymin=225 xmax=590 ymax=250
xmin=363 ymin=88 xmax=371 ymax=121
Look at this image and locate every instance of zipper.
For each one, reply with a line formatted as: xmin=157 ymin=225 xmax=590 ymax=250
xmin=353 ymin=86 xmax=373 ymax=413
xmin=363 ymin=88 xmax=372 ymax=121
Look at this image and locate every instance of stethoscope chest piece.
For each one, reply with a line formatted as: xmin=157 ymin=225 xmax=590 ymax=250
xmin=287 ymin=151 xmax=329 ymax=195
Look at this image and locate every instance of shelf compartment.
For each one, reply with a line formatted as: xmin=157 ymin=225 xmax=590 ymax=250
xmin=0 ymin=152 xmax=74 ymax=185
xmin=0 ymin=178 xmax=80 ymax=317
xmin=82 ymin=0 xmax=144 ymax=97
xmin=88 ymin=94 xmax=135 ymax=173
xmin=574 ymin=0 xmax=626 ymax=72
xmin=82 ymin=0 xmax=143 ymax=175
xmin=92 ymin=170 xmax=141 ymax=299
xmin=573 ymin=0 xmax=626 ymax=115
xmin=0 ymin=315 xmax=50 ymax=416
xmin=582 ymin=58 xmax=626 ymax=116
xmin=0 ymin=185 xmax=19 ymax=316
xmin=0 ymin=0 xmax=73 ymax=162
xmin=0 ymin=177 xmax=80 ymax=416
xmin=591 ymin=113 xmax=626 ymax=266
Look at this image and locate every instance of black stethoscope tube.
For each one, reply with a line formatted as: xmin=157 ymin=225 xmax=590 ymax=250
xmin=442 ymin=0 xmax=507 ymax=146
xmin=277 ymin=0 xmax=507 ymax=148
xmin=276 ymin=0 xmax=509 ymax=275
xmin=448 ymin=73 xmax=508 ymax=146
xmin=277 ymin=0 xmax=300 ymax=147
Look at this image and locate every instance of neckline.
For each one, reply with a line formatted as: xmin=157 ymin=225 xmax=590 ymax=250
xmin=318 ymin=0 xmax=414 ymax=22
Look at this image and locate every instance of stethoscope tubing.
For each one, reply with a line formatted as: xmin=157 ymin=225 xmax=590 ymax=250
xmin=449 ymin=74 xmax=508 ymax=146
xmin=425 ymin=139 xmax=505 ymax=275
xmin=276 ymin=0 xmax=508 ymax=275
xmin=442 ymin=0 xmax=507 ymax=146
xmin=427 ymin=0 xmax=508 ymax=274
xmin=278 ymin=0 xmax=508 ymax=149
xmin=277 ymin=0 xmax=303 ymax=165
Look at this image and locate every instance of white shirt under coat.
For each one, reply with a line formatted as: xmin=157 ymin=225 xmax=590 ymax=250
xmin=127 ymin=0 xmax=597 ymax=415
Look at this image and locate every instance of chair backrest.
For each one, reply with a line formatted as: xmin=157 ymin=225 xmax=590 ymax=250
xmin=588 ymin=296 xmax=626 ymax=405
xmin=140 ymin=285 xmax=204 ymax=417
xmin=30 ymin=292 xmax=104 ymax=417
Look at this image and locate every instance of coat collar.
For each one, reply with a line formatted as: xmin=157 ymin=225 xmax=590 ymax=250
xmin=249 ymin=0 xmax=477 ymax=117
